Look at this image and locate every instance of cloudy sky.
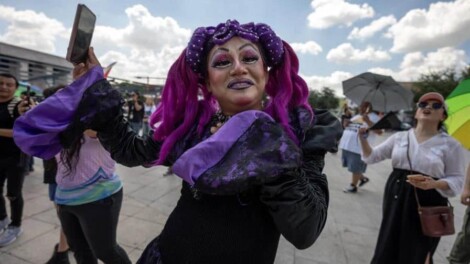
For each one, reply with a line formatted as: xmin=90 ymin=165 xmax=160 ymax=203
xmin=1 ymin=0 xmax=469 ymax=95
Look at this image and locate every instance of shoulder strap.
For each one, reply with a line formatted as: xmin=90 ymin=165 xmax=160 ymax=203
xmin=7 ymin=97 xmax=21 ymax=118
xmin=406 ymin=131 xmax=423 ymax=208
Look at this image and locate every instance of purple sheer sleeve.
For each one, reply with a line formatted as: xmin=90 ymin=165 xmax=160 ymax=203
xmin=13 ymin=66 xmax=104 ymax=159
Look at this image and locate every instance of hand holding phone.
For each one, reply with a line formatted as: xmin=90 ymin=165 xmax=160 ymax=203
xmin=72 ymin=47 xmax=101 ymax=80
xmin=25 ymin=85 xmax=31 ymax=106
xmin=407 ymin=174 xmax=427 ymax=182
xmin=66 ymin=4 xmax=96 ymax=64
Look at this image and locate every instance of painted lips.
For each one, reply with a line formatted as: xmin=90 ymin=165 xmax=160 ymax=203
xmin=227 ymin=79 xmax=254 ymax=90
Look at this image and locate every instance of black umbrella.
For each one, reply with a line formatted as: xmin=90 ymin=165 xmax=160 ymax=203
xmin=342 ymin=72 xmax=414 ymax=112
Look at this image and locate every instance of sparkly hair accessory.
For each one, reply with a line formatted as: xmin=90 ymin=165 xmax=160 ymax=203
xmin=186 ymin=20 xmax=284 ymax=74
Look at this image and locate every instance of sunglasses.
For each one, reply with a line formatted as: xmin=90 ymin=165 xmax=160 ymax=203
xmin=417 ymin=101 xmax=443 ymax=110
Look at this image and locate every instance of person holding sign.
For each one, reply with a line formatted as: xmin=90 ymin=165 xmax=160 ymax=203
xmin=339 ymin=101 xmax=381 ymax=193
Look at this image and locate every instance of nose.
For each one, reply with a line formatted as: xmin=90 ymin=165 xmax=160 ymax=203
xmin=230 ymin=59 xmax=247 ymax=75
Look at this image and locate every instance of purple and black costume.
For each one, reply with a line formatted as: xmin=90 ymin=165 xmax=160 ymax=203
xmin=14 ymin=20 xmax=343 ymax=264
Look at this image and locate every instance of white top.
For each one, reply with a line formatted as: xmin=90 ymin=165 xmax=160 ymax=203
xmin=362 ymin=129 xmax=466 ymax=197
xmin=338 ymin=112 xmax=380 ymax=154
xmin=56 ymin=135 xmax=117 ymax=188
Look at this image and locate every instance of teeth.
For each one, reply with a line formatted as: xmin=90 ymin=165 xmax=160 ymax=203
xmin=229 ymin=82 xmax=251 ymax=89
xmin=233 ymin=83 xmax=249 ymax=88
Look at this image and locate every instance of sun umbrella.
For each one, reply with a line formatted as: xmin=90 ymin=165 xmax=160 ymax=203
xmin=445 ymin=78 xmax=470 ymax=149
xmin=342 ymin=72 xmax=414 ymax=112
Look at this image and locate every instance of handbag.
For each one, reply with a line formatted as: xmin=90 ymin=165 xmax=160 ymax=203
xmin=406 ymin=131 xmax=455 ymax=237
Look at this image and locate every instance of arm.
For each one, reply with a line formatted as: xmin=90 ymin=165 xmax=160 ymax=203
xmin=71 ymin=80 xmax=162 ymax=167
xmin=0 ymin=129 xmax=13 ymax=138
xmin=360 ymin=131 xmax=397 ymax=164
xmin=358 ymin=127 xmax=372 ymax=157
xmin=408 ymin=142 xmax=465 ymax=197
xmin=97 ymin=116 xmax=162 ymax=167
xmin=462 ymin=164 xmax=470 ymax=206
xmin=259 ymin=109 xmax=342 ymax=249
xmin=434 ymin=143 xmax=465 ymax=197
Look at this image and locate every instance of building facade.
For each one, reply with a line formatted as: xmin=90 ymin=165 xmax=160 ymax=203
xmin=0 ymin=42 xmax=72 ymax=88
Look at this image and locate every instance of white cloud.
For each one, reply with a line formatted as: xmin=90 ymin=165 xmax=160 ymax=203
xmin=0 ymin=5 xmax=67 ymax=53
xmin=307 ymin=0 xmax=374 ymax=29
xmin=398 ymin=47 xmax=468 ymax=80
xmin=302 ymin=71 xmax=353 ymax=96
xmin=89 ymin=5 xmax=192 ymax=80
xmin=327 ymin=43 xmax=391 ymax=64
xmin=366 ymin=67 xmax=398 ymax=78
xmin=388 ymin=0 xmax=470 ymax=53
xmin=348 ymin=15 xmax=396 ymax=40
xmin=298 ymin=47 xmax=468 ymax=98
xmin=290 ymin=41 xmax=323 ymax=55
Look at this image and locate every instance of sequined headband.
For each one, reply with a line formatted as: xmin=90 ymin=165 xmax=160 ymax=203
xmin=185 ymin=20 xmax=284 ymax=75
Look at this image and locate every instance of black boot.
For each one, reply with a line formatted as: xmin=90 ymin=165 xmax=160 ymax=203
xmin=45 ymin=244 xmax=70 ymax=264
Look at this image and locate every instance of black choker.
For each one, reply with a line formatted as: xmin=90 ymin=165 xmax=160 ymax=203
xmin=212 ymin=111 xmax=232 ymax=125
xmin=210 ymin=111 xmax=232 ymax=134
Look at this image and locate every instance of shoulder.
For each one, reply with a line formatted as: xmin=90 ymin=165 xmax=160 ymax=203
xmin=439 ymin=132 xmax=464 ymax=149
xmin=390 ymin=131 xmax=408 ymax=143
xmin=289 ymin=107 xmax=313 ymax=132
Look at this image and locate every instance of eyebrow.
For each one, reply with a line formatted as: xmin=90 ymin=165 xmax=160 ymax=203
xmin=214 ymin=43 xmax=258 ymax=53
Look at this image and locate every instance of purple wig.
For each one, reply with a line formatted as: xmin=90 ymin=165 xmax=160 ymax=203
xmin=150 ymin=20 xmax=312 ymax=165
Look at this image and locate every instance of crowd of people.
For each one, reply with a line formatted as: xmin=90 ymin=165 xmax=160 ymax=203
xmin=0 ymin=18 xmax=469 ymax=264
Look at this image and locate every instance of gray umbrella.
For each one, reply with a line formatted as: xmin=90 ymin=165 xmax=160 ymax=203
xmin=342 ymin=72 xmax=414 ymax=112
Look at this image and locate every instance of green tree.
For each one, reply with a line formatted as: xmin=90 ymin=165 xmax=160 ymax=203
xmin=308 ymin=87 xmax=339 ymax=110
xmin=413 ymin=66 xmax=470 ymax=101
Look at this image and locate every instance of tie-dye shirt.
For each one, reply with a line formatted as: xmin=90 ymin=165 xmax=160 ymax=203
xmin=55 ymin=135 xmax=122 ymax=205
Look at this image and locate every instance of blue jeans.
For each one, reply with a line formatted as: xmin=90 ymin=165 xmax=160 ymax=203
xmin=130 ymin=121 xmax=143 ymax=134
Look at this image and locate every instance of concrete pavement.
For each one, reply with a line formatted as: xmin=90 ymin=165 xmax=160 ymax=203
xmin=0 ymin=139 xmax=468 ymax=263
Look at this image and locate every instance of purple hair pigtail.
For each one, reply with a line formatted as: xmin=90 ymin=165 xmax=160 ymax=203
xmin=150 ymin=50 xmax=201 ymax=164
xmin=265 ymin=41 xmax=312 ymax=144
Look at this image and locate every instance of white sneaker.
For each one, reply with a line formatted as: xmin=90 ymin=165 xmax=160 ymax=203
xmin=0 ymin=226 xmax=22 ymax=247
xmin=0 ymin=218 xmax=11 ymax=234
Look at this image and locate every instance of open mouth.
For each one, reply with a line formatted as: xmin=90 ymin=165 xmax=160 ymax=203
xmin=227 ymin=79 xmax=254 ymax=90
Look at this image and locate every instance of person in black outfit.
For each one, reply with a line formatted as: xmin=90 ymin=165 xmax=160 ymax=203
xmin=127 ymin=91 xmax=144 ymax=134
xmin=18 ymin=20 xmax=343 ymax=263
xmin=0 ymin=73 xmax=27 ymax=247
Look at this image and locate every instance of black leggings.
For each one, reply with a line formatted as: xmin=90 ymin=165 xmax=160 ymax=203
xmin=58 ymin=188 xmax=131 ymax=264
xmin=0 ymin=158 xmax=26 ymax=227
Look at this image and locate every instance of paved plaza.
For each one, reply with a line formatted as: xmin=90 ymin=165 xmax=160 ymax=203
xmin=1 ymin=133 xmax=469 ymax=263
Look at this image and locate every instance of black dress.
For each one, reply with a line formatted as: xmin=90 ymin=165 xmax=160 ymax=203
xmin=371 ymin=168 xmax=447 ymax=264
xmin=139 ymin=183 xmax=280 ymax=264
xmin=75 ymin=81 xmax=343 ymax=264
